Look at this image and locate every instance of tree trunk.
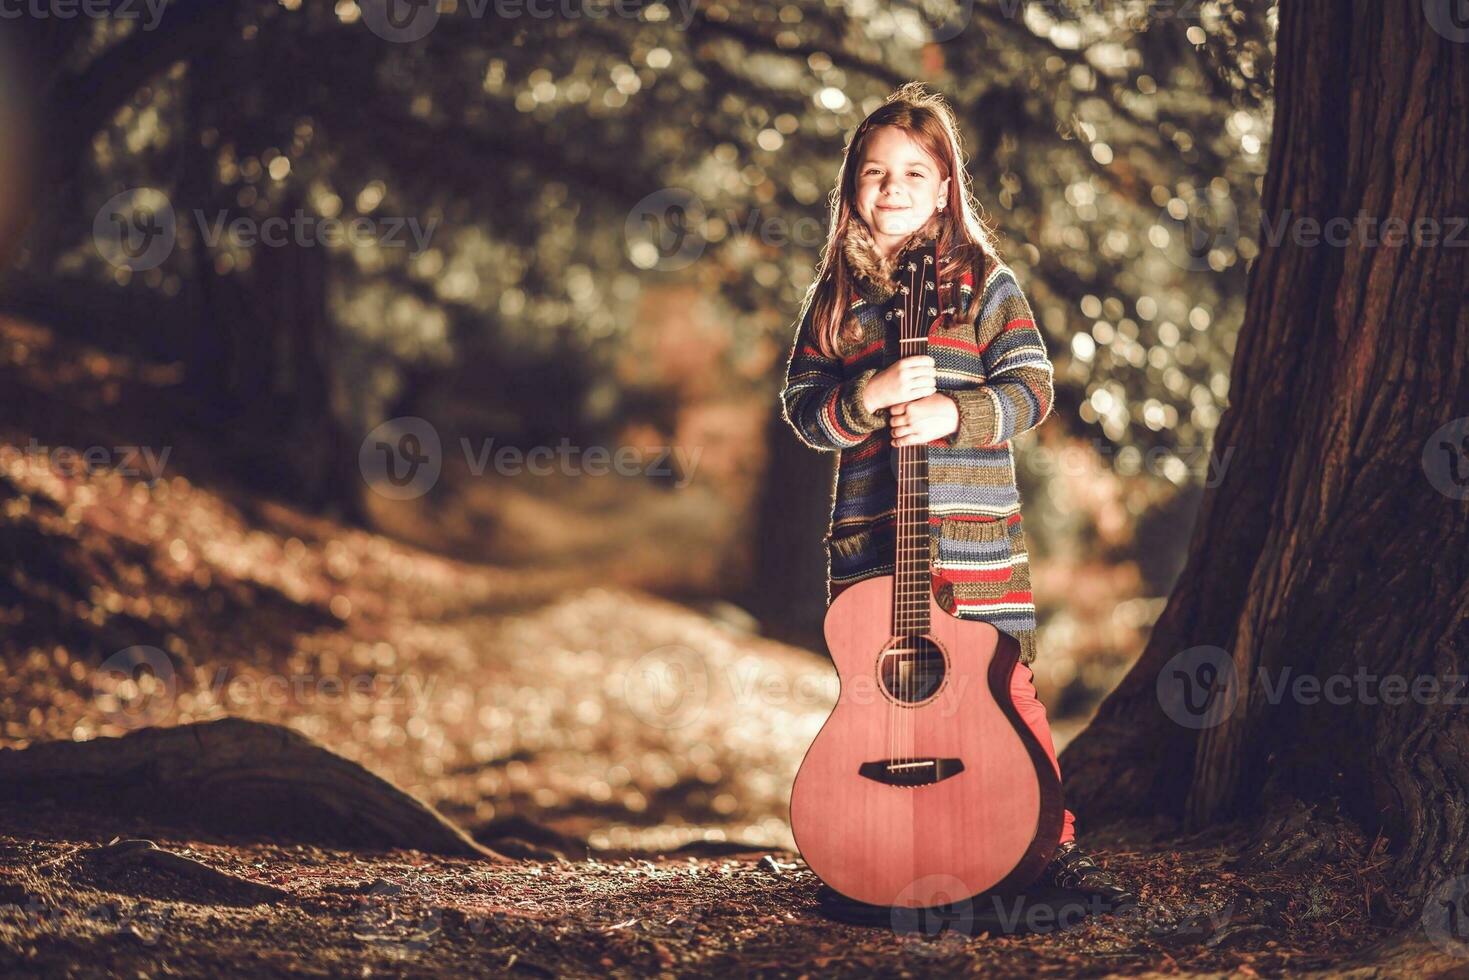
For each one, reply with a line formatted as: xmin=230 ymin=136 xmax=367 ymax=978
xmin=1061 ymin=0 xmax=1469 ymax=918
xmin=741 ymin=411 xmax=838 ymax=649
xmin=177 ymin=48 xmax=367 ymax=524
xmin=1 ymin=0 xmax=241 ymax=272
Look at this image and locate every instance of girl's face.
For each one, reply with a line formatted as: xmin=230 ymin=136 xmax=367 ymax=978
xmin=853 ymin=125 xmax=951 ymax=259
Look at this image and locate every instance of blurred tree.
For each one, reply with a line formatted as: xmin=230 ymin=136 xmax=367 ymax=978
xmin=2 ymin=1 xmax=1272 ymax=583
xmin=1061 ymin=0 xmax=1469 ymax=919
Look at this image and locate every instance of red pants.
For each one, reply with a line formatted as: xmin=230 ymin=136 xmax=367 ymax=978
xmin=1010 ymin=662 xmax=1077 ymax=845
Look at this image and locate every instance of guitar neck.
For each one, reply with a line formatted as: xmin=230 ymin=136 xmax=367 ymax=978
xmin=892 ymin=245 xmax=938 ymax=638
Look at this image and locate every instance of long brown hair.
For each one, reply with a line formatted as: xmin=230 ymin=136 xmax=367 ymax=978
xmin=802 ymin=82 xmax=1002 ymax=359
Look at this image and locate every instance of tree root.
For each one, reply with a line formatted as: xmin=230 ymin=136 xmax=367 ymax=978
xmin=90 ymin=837 xmax=291 ymax=904
xmin=1232 ymin=797 xmax=1363 ymax=872
xmin=0 ymin=717 xmax=511 ymax=862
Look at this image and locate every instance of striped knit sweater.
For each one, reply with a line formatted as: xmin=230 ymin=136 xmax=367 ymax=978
xmin=778 ymin=227 xmax=1056 ymax=665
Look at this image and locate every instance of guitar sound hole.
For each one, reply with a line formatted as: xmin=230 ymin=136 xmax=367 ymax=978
xmin=879 ymin=635 xmax=946 ymax=704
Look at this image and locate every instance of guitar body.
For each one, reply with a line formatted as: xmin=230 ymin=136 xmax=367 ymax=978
xmin=789 ymin=573 xmax=1064 ymax=909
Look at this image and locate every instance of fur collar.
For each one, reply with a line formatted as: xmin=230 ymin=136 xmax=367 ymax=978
xmin=842 ymin=211 xmax=944 ymax=305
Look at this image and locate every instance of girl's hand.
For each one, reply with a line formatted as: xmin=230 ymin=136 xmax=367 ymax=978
xmin=862 ymin=355 xmax=936 ymax=413
xmin=889 ymin=394 xmax=959 ymax=446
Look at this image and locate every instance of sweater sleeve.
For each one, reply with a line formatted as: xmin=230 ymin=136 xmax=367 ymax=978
xmin=778 ymin=296 xmax=888 ymax=452
xmin=942 ymin=264 xmax=1055 ymax=449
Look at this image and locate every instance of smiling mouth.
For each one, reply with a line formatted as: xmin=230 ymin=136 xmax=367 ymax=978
xmin=877 ymin=205 xmax=907 ymax=211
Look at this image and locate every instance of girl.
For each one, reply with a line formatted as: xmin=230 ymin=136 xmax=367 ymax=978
xmin=779 ymin=82 xmax=1134 ymax=907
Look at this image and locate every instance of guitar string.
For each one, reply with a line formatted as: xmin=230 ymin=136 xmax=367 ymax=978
xmin=890 ymin=242 xmax=941 ymax=768
xmin=899 ymin=262 xmax=910 ymax=764
xmin=898 ymin=253 xmax=912 ymax=765
xmin=892 ymin=261 xmax=909 ymax=767
xmin=899 ymin=257 xmax=910 ymax=764
xmin=893 ymin=255 xmax=916 ymax=764
xmin=891 ymin=268 xmax=905 ymax=769
xmin=901 ymin=245 xmax=940 ymax=763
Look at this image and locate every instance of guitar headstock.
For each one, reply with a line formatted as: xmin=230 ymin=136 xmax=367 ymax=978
xmin=893 ymin=238 xmax=955 ymax=339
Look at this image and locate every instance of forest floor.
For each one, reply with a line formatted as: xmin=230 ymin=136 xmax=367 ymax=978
xmin=0 ymin=801 xmax=1434 ymax=979
xmin=0 ymin=316 xmax=1459 ymax=977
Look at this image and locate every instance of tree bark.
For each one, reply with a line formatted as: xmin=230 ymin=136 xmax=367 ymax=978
xmin=1061 ymin=0 xmax=1469 ymax=916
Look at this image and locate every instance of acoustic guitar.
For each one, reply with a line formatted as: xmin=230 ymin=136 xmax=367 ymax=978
xmin=789 ymin=237 xmax=1063 ymax=909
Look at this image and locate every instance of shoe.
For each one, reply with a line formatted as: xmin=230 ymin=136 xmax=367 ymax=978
xmin=1040 ymin=841 xmax=1138 ymax=908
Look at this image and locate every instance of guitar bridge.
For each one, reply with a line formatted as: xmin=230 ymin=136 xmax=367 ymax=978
xmin=858 ymin=757 xmax=965 ymax=787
